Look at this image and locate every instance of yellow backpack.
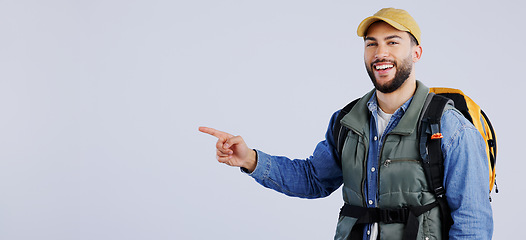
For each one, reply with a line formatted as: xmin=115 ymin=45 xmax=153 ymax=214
xmin=428 ymin=88 xmax=497 ymax=194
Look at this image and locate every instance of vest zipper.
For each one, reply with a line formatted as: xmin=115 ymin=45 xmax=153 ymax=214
xmin=377 ymin=134 xmax=389 ymax=207
xmin=374 ymin=134 xmax=390 ymax=239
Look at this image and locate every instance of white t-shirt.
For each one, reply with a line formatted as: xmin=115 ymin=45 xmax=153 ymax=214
xmin=377 ymin=107 xmax=393 ymax=138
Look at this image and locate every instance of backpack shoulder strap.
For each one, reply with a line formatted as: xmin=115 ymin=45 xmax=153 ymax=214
xmin=419 ymin=94 xmax=450 ymax=195
xmin=333 ymin=98 xmax=360 ymax=168
xmin=418 ymin=93 xmax=454 ymax=238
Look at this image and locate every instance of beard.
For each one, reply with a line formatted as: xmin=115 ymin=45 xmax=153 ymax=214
xmin=366 ymin=54 xmax=413 ymax=94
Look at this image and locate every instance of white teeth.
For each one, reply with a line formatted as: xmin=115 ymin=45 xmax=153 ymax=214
xmin=375 ymin=64 xmax=393 ymax=70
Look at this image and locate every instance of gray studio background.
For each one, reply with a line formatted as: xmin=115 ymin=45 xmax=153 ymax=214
xmin=0 ymin=0 xmax=522 ymax=239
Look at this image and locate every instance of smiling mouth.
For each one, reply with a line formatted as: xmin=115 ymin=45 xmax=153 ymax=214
xmin=375 ymin=64 xmax=394 ymax=70
xmin=373 ymin=62 xmax=395 ymax=71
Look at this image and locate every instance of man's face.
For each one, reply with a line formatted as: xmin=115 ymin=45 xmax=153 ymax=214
xmin=364 ymin=21 xmax=418 ymax=93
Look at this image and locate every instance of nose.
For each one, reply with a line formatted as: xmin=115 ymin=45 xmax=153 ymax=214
xmin=375 ymin=44 xmax=389 ymax=59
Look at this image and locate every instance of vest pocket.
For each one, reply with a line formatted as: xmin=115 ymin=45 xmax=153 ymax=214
xmin=379 ymin=158 xmax=428 ymax=202
xmin=383 ymin=159 xmax=420 ymax=167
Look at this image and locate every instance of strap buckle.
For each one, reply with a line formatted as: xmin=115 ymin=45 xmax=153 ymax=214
xmin=434 ymin=186 xmax=446 ymax=198
xmin=380 ymin=207 xmax=409 ymax=224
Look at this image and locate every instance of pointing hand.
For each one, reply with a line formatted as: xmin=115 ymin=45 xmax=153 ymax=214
xmin=198 ymin=127 xmax=257 ymax=172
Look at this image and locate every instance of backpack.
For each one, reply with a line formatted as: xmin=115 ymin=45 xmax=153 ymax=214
xmin=334 ymin=87 xmax=497 ymax=239
xmin=426 ymin=87 xmax=497 ymax=194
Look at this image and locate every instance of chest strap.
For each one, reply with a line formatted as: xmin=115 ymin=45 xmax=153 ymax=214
xmin=339 ymin=202 xmax=439 ymax=240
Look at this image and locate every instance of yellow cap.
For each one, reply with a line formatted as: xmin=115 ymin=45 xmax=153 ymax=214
xmin=357 ymin=8 xmax=421 ymax=45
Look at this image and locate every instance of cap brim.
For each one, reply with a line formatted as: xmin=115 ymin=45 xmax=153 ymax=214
xmin=357 ymin=16 xmax=410 ymax=37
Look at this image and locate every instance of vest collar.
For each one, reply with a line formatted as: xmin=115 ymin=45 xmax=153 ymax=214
xmin=340 ymin=81 xmax=430 ymax=136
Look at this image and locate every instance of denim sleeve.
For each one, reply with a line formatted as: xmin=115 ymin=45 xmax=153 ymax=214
xmin=245 ymin=111 xmax=344 ymax=199
xmin=440 ymin=109 xmax=494 ymax=239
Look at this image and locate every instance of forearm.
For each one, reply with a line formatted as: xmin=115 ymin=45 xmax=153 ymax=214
xmin=247 ymin=141 xmax=343 ymax=199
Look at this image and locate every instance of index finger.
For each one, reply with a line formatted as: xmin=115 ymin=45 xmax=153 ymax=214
xmin=198 ymin=126 xmax=233 ymax=139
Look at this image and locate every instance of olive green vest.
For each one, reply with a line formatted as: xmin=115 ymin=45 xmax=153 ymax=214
xmin=334 ymin=81 xmax=442 ymax=240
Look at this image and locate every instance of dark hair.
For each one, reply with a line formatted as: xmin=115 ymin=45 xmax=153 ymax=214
xmin=408 ymin=33 xmax=419 ymax=46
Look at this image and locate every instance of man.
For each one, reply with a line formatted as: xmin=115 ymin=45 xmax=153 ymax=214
xmin=199 ymin=8 xmax=493 ymax=239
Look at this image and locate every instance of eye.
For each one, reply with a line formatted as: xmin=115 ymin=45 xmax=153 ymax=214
xmin=366 ymin=42 xmax=377 ymax=47
xmin=388 ymin=41 xmax=399 ymax=45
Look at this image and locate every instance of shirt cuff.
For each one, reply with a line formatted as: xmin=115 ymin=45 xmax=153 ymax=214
xmin=240 ymin=149 xmax=270 ymax=180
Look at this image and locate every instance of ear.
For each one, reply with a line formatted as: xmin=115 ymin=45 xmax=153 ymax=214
xmin=412 ymin=45 xmax=423 ymax=63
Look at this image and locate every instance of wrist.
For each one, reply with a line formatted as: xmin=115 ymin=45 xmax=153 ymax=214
xmin=242 ymin=149 xmax=258 ymax=173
